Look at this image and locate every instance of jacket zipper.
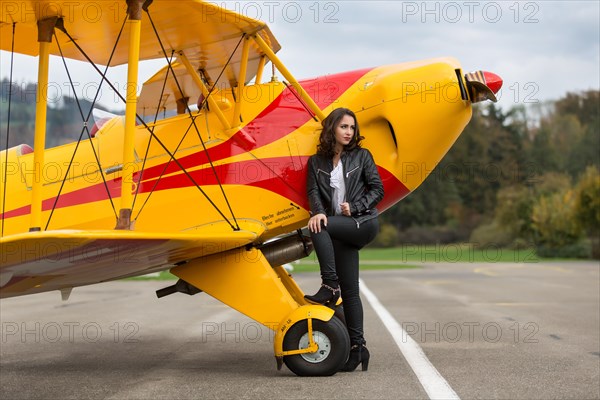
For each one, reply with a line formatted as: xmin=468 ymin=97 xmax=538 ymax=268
xmin=317 ymin=168 xmax=333 ymax=213
xmin=346 ymin=166 xmax=359 ymax=178
xmin=346 ymin=164 xmax=359 ymax=225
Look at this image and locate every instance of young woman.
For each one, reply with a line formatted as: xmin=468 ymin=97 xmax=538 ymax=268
xmin=305 ymin=107 xmax=384 ymax=372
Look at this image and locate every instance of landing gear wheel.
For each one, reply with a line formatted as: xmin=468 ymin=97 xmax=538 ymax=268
xmin=332 ymin=304 xmax=346 ymax=326
xmin=282 ymin=316 xmax=350 ymax=376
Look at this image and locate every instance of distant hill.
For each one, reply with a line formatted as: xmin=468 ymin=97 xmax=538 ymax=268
xmin=0 ymin=79 xmax=122 ymax=149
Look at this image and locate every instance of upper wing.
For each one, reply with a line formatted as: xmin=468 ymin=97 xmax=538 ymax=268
xmin=0 ymin=0 xmax=279 ymax=85
xmin=0 ymin=220 xmax=265 ymax=298
xmin=136 ymin=62 xmax=204 ymax=117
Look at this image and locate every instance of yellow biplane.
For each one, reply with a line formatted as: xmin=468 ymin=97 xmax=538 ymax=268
xmin=0 ymin=0 xmax=502 ymax=375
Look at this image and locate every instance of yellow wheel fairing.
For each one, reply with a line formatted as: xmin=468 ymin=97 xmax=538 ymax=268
xmin=273 ymin=305 xmax=335 ymax=357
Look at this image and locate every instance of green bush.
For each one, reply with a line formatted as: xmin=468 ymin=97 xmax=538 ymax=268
xmin=371 ymin=223 xmax=399 ymax=248
xmin=508 ymin=238 xmax=535 ymax=250
xmin=536 ymin=239 xmax=591 ymax=258
xmin=494 ymin=186 xmax=535 ymax=241
xmin=469 ymin=222 xmax=513 ymax=248
xmin=531 ymin=190 xmax=583 ymax=248
xmin=574 ymin=166 xmax=600 ymax=259
xmin=532 ymin=172 xmax=572 ymax=197
xmin=574 ymin=166 xmax=600 ymax=236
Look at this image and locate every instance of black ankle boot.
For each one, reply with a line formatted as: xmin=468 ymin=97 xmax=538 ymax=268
xmin=304 ymin=281 xmax=340 ymax=305
xmin=341 ymin=344 xmax=370 ymax=372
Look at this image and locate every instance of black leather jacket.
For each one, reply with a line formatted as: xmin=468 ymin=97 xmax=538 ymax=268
xmin=307 ymin=148 xmax=384 ymax=226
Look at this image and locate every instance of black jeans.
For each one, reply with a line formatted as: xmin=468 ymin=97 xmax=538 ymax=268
xmin=310 ymin=215 xmax=379 ymax=345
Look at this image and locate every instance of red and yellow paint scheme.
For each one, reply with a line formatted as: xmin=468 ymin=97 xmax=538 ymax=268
xmin=0 ymin=0 xmax=501 ymax=375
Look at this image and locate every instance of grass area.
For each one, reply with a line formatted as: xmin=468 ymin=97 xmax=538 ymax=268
xmin=126 ymin=271 xmax=179 ymax=281
xmin=128 ymin=244 xmax=541 ymax=280
xmin=290 ymin=262 xmax=421 ymax=273
xmin=360 ymin=244 xmax=541 ymax=263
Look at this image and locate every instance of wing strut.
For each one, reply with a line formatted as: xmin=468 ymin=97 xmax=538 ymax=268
xmin=232 ymin=37 xmax=251 ymax=126
xmin=136 ymin=8 xmax=243 ymax=231
xmin=255 ymin=56 xmax=267 ymax=85
xmin=177 ymin=53 xmax=232 ymax=131
xmin=54 ymin=39 xmax=241 ymax=233
xmin=29 ymin=16 xmax=60 ymax=232
xmin=54 ymin=7 xmax=241 ymax=232
xmin=131 ymin=51 xmax=175 ymax=218
xmin=252 ymin=34 xmax=326 ymax=121
xmin=44 ymin=18 xmax=131 ymax=230
xmin=282 ymin=81 xmax=319 ymax=122
xmin=116 ymin=0 xmax=146 ymax=230
xmin=1 ymin=22 xmax=15 ymax=238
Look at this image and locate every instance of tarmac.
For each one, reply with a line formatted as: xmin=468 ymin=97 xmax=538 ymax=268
xmin=1 ymin=260 xmax=599 ymax=399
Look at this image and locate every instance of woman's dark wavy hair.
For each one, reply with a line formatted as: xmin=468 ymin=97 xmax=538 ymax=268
xmin=316 ymin=108 xmax=364 ymax=158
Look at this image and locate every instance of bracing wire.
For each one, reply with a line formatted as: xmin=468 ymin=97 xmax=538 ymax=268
xmin=133 ymin=115 xmax=197 ymax=221
xmin=131 ymin=51 xmax=175 ymax=214
xmin=44 ymin=17 xmax=128 ymax=230
xmin=139 ymin=9 xmax=246 ymax=230
xmin=144 ymin=10 xmax=243 ymax=229
xmin=283 ymin=80 xmax=318 ymax=122
xmin=59 ymin=26 xmax=239 ymax=231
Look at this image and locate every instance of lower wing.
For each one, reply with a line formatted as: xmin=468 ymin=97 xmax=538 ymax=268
xmin=0 ymin=220 xmax=265 ymax=298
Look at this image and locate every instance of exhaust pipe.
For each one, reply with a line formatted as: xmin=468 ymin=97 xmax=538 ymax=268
xmin=259 ymin=230 xmax=313 ymax=267
xmin=156 ymin=231 xmax=312 ymax=298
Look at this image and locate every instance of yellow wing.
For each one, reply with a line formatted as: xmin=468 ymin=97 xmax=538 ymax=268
xmin=0 ymin=0 xmax=279 ymax=85
xmin=136 ymin=62 xmax=205 ymax=117
xmin=0 ymin=220 xmax=265 ymax=298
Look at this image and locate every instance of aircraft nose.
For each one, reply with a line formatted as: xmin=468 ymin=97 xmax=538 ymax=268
xmin=482 ymin=71 xmax=503 ymax=94
xmin=464 ymin=70 xmax=503 ymax=103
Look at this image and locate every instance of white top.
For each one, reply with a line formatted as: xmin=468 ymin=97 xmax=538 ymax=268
xmin=330 ymin=162 xmax=346 ymax=215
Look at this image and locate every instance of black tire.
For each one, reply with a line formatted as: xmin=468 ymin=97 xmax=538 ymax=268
xmin=282 ymin=316 xmax=350 ymax=376
xmin=332 ymin=304 xmax=346 ymax=326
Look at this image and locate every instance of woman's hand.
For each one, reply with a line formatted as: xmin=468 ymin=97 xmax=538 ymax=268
xmin=308 ymin=213 xmax=328 ymax=233
xmin=340 ymin=202 xmax=351 ymax=216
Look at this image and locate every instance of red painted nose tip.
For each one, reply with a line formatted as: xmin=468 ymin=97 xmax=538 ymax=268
xmin=483 ymin=71 xmax=503 ymax=94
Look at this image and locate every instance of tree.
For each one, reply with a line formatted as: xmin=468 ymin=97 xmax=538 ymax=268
xmin=531 ymin=190 xmax=583 ymax=250
xmin=438 ymin=103 xmax=530 ymax=220
xmin=567 ymin=118 xmax=600 ymax=176
xmin=494 ymin=185 xmax=535 ymax=242
xmin=384 ymin=159 xmax=460 ymax=230
xmin=574 ymin=166 xmax=600 ymax=258
xmin=529 ymin=126 xmax=560 ymax=173
xmin=555 ymin=90 xmax=599 ymax=127
xmin=492 ymin=172 xmax=575 ymax=250
xmin=443 ymin=105 xmax=496 ymax=215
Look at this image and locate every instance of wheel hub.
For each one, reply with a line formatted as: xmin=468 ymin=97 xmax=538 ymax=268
xmin=298 ymin=330 xmax=331 ymax=363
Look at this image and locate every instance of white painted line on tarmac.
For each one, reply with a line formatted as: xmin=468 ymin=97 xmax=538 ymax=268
xmin=360 ymin=279 xmax=460 ymax=400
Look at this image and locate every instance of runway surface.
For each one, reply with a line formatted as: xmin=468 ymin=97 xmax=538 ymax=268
xmin=1 ymin=261 xmax=599 ymax=399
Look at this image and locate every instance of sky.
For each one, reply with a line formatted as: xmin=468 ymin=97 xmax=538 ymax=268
xmin=1 ymin=1 xmax=599 ymax=112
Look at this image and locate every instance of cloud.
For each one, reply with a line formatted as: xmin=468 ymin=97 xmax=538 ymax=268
xmin=268 ymin=0 xmax=599 ymax=109
xmin=1 ymin=0 xmax=598 ymax=111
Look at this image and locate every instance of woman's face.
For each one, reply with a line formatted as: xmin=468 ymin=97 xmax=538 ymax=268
xmin=334 ymin=114 xmax=356 ymax=148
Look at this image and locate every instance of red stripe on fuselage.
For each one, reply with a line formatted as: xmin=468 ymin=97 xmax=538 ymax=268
xmin=0 ymin=157 xmax=409 ymax=220
xmin=136 ymin=156 xmax=410 ymax=215
xmin=136 ymin=68 xmax=374 ymax=182
xmin=1 ymin=69 xmax=375 ymax=220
